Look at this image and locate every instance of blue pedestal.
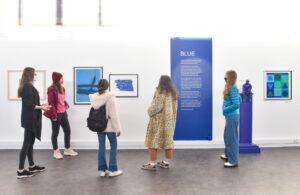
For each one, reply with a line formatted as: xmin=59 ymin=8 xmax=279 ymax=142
xmin=239 ymin=80 xmax=261 ymax=154
xmin=239 ymin=143 xmax=261 ymax=153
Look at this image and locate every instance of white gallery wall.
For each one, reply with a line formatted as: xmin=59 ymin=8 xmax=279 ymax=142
xmin=1 ymin=0 xmax=300 ymax=149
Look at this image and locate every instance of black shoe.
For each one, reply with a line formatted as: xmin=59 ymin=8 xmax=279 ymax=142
xmin=17 ymin=170 xmax=35 ymax=179
xmin=29 ymin=165 xmax=46 ymax=173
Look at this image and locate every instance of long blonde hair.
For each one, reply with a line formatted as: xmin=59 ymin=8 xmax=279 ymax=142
xmin=223 ymin=70 xmax=237 ymax=100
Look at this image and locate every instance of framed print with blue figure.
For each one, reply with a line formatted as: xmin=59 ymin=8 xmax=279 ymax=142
xmin=74 ymin=67 xmax=103 ymax=104
xmin=109 ymin=74 xmax=139 ymax=97
xmin=264 ymin=71 xmax=292 ymax=100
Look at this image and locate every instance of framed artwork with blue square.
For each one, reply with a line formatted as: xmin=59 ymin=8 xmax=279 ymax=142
xmin=74 ymin=67 xmax=103 ymax=104
xmin=109 ymin=74 xmax=139 ymax=97
xmin=264 ymin=71 xmax=292 ymax=100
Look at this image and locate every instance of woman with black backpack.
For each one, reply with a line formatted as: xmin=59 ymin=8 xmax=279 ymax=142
xmin=89 ymin=79 xmax=123 ymax=177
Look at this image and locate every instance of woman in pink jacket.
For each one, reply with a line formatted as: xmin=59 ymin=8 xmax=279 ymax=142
xmin=44 ymin=72 xmax=78 ymax=159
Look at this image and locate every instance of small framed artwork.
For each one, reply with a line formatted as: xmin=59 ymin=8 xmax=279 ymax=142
xmin=8 ymin=70 xmax=46 ymax=101
xmin=109 ymin=74 xmax=139 ymax=97
xmin=74 ymin=67 xmax=103 ymax=105
xmin=264 ymin=71 xmax=292 ymax=100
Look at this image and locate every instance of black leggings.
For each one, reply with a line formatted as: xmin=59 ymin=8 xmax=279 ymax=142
xmin=19 ymin=130 xmax=35 ymax=170
xmin=51 ymin=112 xmax=71 ymax=150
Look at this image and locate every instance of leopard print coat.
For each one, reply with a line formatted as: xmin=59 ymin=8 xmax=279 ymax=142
xmin=145 ymin=90 xmax=178 ymax=149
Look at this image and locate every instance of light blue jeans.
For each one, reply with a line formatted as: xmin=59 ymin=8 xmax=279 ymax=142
xmin=224 ymin=116 xmax=239 ymax=165
xmin=97 ymin=132 xmax=118 ymax=172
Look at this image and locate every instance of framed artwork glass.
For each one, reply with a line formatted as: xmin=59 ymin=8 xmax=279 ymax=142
xmin=109 ymin=74 xmax=139 ymax=97
xmin=74 ymin=67 xmax=103 ymax=105
xmin=264 ymin=71 xmax=292 ymax=100
xmin=8 ymin=70 xmax=46 ymax=100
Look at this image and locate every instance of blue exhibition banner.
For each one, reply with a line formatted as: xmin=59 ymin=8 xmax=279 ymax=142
xmin=171 ymin=38 xmax=212 ymax=140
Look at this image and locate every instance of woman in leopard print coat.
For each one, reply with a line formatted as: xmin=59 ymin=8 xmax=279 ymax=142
xmin=142 ymin=75 xmax=178 ymax=171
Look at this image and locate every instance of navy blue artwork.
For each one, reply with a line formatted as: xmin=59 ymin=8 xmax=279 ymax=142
xmin=115 ymin=80 xmax=134 ymax=91
xmin=74 ymin=67 xmax=103 ymax=104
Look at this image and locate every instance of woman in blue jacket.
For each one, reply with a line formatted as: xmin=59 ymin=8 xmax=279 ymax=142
xmin=221 ymin=70 xmax=241 ymax=168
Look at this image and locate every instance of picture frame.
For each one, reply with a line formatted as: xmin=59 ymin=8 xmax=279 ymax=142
xmin=7 ymin=70 xmax=46 ymax=101
xmin=74 ymin=67 xmax=103 ymax=105
xmin=109 ymin=74 xmax=139 ymax=97
xmin=264 ymin=71 xmax=292 ymax=100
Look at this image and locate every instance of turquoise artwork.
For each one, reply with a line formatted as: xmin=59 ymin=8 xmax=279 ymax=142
xmin=265 ymin=71 xmax=291 ymax=99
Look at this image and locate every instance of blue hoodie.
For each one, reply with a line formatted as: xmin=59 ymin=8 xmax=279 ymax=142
xmin=223 ymin=85 xmax=241 ymax=117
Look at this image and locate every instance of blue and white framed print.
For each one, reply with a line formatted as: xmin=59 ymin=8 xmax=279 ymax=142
xmin=109 ymin=74 xmax=139 ymax=97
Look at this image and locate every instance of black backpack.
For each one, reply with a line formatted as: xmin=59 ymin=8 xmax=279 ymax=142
xmin=87 ymin=105 xmax=108 ymax=132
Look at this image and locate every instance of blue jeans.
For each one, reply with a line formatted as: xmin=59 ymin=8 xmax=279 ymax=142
xmin=224 ymin=116 xmax=239 ymax=164
xmin=97 ymin=132 xmax=118 ymax=172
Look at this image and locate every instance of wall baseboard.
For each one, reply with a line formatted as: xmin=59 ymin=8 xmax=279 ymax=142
xmin=1 ymin=139 xmax=300 ymax=150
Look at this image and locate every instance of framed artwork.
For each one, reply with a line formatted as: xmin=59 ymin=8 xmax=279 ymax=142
xmin=7 ymin=70 xmax=46 ymax=101
xmin=74 ymin=67 xmax=103 ymax=105
xmin=264 ymin=71 xmax=292 ymax=100
xmin=109 ymin=74 xmax=139 ymax=97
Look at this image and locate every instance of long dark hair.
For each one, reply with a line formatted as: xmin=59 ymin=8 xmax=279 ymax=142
xmin=223 ymin=70 xmax=237 ymax=99
xmin=157 ymin=75 xmax=178 ymax=100
xmin=53 ymin=81 xmax=64 ymax=94
xmin=18 ymin=67 xmax=35 ymax=98
xmin=98 ymin=79 xmax=109 ymax=95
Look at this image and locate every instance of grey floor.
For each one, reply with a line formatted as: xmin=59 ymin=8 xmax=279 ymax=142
xmin=0 ymin=148 xmax=300 ymax=195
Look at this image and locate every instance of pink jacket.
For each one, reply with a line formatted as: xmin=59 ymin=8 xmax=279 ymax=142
xmin=44 ymin=86 xmax=69 ymax=120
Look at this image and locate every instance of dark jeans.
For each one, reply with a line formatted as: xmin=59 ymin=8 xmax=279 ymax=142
xmin=51 ymin=112 xmax=71 ymax=150
xmin=19 ymin=129 xmax=35 ymax=170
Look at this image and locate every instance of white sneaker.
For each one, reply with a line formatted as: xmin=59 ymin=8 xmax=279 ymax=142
xmin=108 ymin=170 xmax=123 ymax=177
xmin=220 ymin=154 xmax=228 ymax=160
xmin=53 ymin=149 xmax=63 ymax=159
xmin=100 ymin=170 xmax=109 ymax=177
xmin=64 ymin=148 xmax=78 ymax=156
xmin=224 ymin=162 xmax=238 ymax=168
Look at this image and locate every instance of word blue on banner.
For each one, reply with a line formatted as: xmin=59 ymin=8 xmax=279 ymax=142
xmin=171 ymin=38 xmax=212 ymax=140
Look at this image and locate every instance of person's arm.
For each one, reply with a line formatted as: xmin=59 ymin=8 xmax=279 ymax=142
xmin=48 ymin=90 xmax=58 ymax=120
xmin=173 ymin=99 xmax=178 ymax=122
xmin=23 ymin=84 xmax=49 ymax=111
xmin=108 ymin=96 xmax=122 ymax=136
xmin=35 ymin=105 xmax=50 ymax=111
xmin=64 ymin=100 xmax=70 ymax=110
xmin=22 ymin=84 xmax=36 ymax=109
xmin=223 ymin=86 xmax=241 ymax=114
xmin=63 ymin=88 xmax=70 ymax=109
xmin=147 ymin=91 xmax=165 ymax=117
